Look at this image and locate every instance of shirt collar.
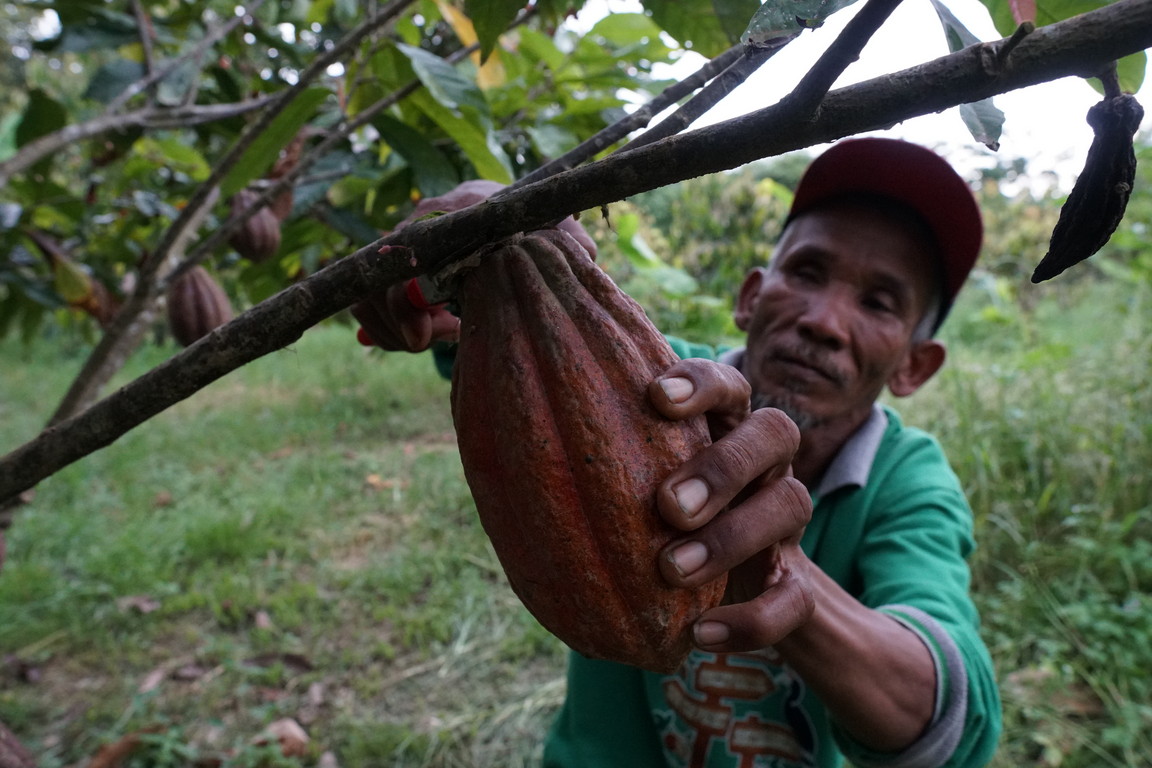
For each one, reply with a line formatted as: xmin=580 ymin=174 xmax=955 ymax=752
xmin=812 ymin=403 xmax=888 ymax=499
xmin=720 ymin=347 xmax=888 ymax=499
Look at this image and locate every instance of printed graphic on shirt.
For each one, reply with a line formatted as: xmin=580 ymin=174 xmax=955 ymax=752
xmin=653 ymin=650 xmax=817 ymax=768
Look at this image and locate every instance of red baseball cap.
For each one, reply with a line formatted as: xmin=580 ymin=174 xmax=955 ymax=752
xmin=788 ymin=137 xmax=983 ymax=329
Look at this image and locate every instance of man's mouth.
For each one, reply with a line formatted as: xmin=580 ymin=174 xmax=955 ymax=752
xmin=770 ymin=349 xmax=845 ymax=387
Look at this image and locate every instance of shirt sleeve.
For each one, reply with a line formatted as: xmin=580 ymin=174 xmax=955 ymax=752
xmin=830 ymin=429 xmax=1002 ymax=768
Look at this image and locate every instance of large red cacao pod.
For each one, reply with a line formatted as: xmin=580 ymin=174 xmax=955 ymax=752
xmin=450 ymin=229 xmax=727 ymax=673
xmin=166 ymin=266 xmax=233 ymax=347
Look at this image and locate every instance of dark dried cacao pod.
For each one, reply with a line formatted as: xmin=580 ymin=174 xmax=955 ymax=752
xmin=166 ymin=266 xmax=233 ymax=347
xmin=1032 ymin=93 xmax=1144 ymax=283
xmin=228 ymin=189 xmax=282 ymax=263
xmin=450 ymin=229 xmax=726 ymax=673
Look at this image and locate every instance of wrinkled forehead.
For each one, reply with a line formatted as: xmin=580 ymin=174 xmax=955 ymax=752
xmin=775 ymin=197 xmax=944 ymax=303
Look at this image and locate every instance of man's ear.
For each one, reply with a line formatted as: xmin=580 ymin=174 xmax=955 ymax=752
xmin=888 ymin=339 xmax=946 ymax=397
xmin=734 ymin=268 xmax=768 ymax=331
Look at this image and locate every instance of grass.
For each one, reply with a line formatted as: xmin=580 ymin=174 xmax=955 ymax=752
xmin=0 ymin=322 xmax=567 ymax=766
xmin=896 ymin=278 xmax=1152 ymax=767
xmin=2 ymin=279 xmax=1151 ymax=766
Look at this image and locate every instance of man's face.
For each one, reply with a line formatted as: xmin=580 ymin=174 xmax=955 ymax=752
xmin=735 ymin=201 xmax=940 ymax=432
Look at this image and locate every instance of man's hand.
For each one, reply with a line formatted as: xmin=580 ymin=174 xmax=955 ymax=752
xmin=648 ymin=358 xmax=816 ymax=652
xmin=352 ymin=179 xmax=597 ymax=352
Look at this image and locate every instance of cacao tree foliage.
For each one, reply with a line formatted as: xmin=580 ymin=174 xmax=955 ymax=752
xmin=0 ymin=0 xmax=685 ymax=346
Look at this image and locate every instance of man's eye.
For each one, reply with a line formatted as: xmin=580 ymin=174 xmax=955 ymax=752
xmin=863 ymin=294 xmax=896 ymax=313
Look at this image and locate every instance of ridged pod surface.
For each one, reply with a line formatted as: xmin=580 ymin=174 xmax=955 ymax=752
xmin=166 ymin=266 xmax=234 ymax=347
xmin=228 ymin=189 xmax=282 ymax=263
xmin=450 ymin=229 xmax=726 ymax=673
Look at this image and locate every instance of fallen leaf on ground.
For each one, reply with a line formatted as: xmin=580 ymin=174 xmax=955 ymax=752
xmin=0 ymin=720 xmax=35 ymax=768
xmin=253 ymin=718 xmax=309 ymax=757
xmin=116 ymin=595 xmax=161 ymax=614
xmin=84 ymin=728 xmax=163 ymax=768
xmin=243 ymin=652 xmax=313 ymax=672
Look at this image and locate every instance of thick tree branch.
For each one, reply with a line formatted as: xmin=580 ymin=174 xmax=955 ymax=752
xmin=2 ymin=0 xmax=1151 ymax=504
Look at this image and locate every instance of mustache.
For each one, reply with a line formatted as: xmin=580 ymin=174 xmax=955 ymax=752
xmin=767 ymin=342 xmax=849 ymax=388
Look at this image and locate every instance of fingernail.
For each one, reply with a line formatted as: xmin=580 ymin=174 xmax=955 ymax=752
xmin=659 ymin=376 xmax=694 ymax=404
xmin=668 ymin=541 xmax=708 ymax=577
xmin=673 ymin=478 xmax=709 ymax=518
xmin=401 ymin=325 xmax=421 ymax=350
xmin=694 ymin=621 xmax=730 ymax=646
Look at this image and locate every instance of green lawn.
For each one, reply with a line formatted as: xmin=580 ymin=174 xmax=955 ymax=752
xmin=1 ymin=323 xmax=566 ymax=766
xmin=1 ymin=279 xmax=1150 ymax=766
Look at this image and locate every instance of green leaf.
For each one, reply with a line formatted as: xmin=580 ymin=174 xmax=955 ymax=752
xmin=15 ymin=89 xmax=68 ymax=149
xmin=373 ymin=114 xmax=460 ymax=197
xmin=931 ymin=0 xmax=1004 ymax=149
xmin=465 ymin=0 xmax=522 ymax=61
xmin=221 ymin=87 xmax=330 ymax=197
xmin=526 ymin=124 xmax=578 ymax=160
xmin=713 ymin=0 xmax=767 ymax=45
xmin=44 ymin=8 xmax=137 ymax=53
xmin=52 ymin=256 xmax=93 ymax=305
xmin=589 ymin=12 xmax=665 ymax=46
xmin=83 ymin=59 xmax=145 ymax=104
xmin=959 ymin=100 xmax=1006 ymax=150
xmin=516 ymin=28 xmax=566 ymax=71
xmin=615 ymin=212 xmax=665 ymax=268
xmin=408 ymin=90 xmax=513 ymax=183
xmin=397 ymin=43 xmax=489 ymax=113
xmin=740 ymin=0 xmax=861 ymax=44
xmin=0 ymin=112 xmax=21 ymax=162
xmin=137 ymin=136 xmax=212 ymax=182
xmin=645 ymin=0 xmax=751 ymax=56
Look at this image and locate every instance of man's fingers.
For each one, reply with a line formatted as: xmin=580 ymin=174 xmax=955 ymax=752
xmin=427 ymin=306 xmax=462 ymax=344
xmin=351 ymin=283 xmax=450 ymax=352
xmin=659 ymin=476 xmax=811 ymax=585
xmin=657 ymin=408 xmax=801 ymax=531
xmin=649 ymin=358 xmax=751 ymax=434
xmin=692 ymin=571 xmax=815 ymax=653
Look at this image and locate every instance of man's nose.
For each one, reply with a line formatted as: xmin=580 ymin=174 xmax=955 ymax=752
xmin=796 ymin=292 xmax=850 ymax=349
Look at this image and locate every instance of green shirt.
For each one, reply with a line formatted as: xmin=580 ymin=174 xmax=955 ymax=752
xmin=542 ymin=340 xmax=1001 ymax=768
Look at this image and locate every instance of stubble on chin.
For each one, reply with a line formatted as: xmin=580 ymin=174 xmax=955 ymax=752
xmin=750 ymin=390 xmax=821 ymax=432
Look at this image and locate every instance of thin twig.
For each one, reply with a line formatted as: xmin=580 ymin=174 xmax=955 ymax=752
xmin=514 ymin=43 xmax=750 ymax=187
xmin=620 ymin=38 xmax=796 ymax=153
xmin=130 ymin=0 xmax=157 ymax=103
xmin=0 ymin=99 xmax=274 ymax=186
xmin=143 ymin=0 xmax=418 ymax=287
xmin=107 ymin=0 xmax=266 ymax=113
xmin=779 ymin=0 xmax=905 ymax=116
xmin=171 ymin=8 xmax=545 ymax=288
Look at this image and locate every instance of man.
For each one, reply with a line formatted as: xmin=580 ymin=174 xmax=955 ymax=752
xmin=353 ymin=138 xmax=1002 ymax=767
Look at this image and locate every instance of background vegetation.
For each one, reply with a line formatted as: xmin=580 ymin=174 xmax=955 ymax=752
xmin=3 ymin=136 xmax=1152 ymax=764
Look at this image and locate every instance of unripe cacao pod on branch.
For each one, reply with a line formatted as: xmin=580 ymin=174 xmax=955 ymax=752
xmin=166 ymin=266 xmax=233 ymax=347
xmin=450 ymin=229 xmax=726 ymax=673
xmin=228 ymin=189 xmax=281 ymax=263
